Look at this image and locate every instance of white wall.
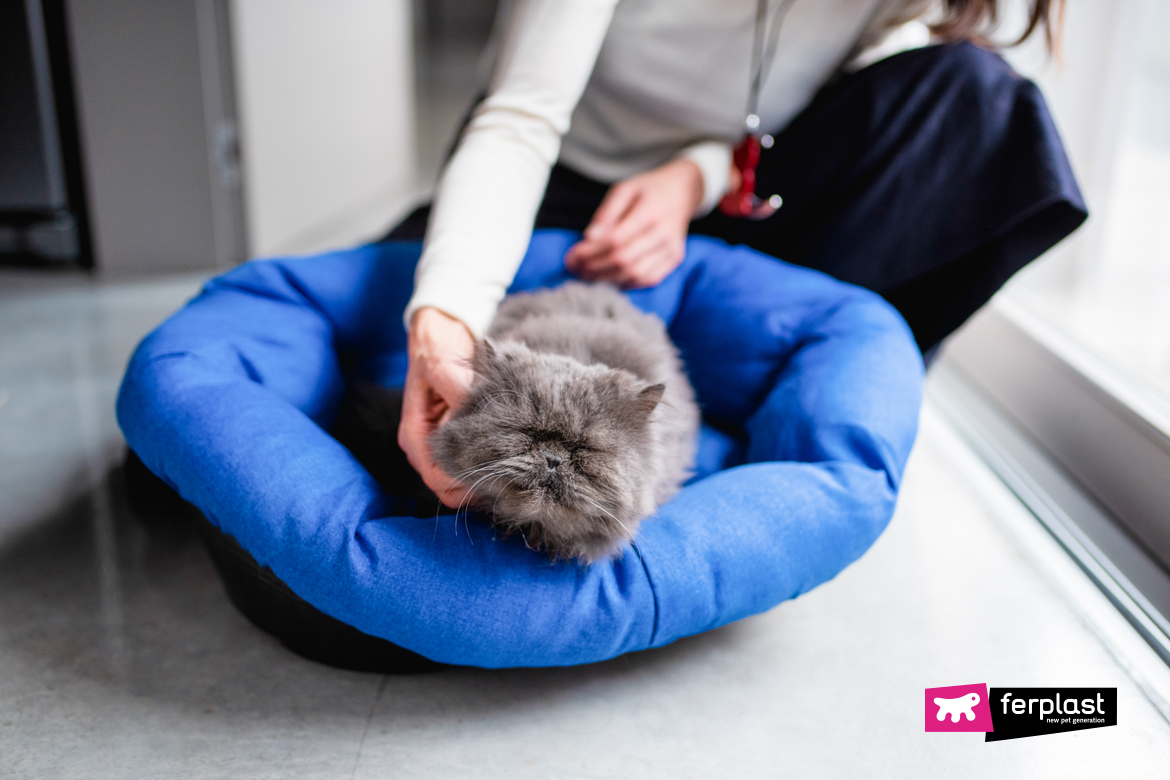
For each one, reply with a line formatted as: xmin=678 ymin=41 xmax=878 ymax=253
xmin=68 ymin=0 xmax=221 ymax=274
xmin=230 ymin=0 xmax=418 ymax=257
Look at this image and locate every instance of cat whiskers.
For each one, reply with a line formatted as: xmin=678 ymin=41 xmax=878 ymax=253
xmin=582 ymin=496 xmax=633 ymax=539
xmin=491 ymin=475 xmax=522 ymax=518
xmin=432 ymin=459 xmax=505 ymax=542
xmin=433 ymin=460 xmax=507 ymax=527
xmin=451 ymin=468 xmax=513 ymax=542
xmin=446 ymin=460 xmax=506 ymax=487
xmin=458 ymin=470 xmax=510 ymax=542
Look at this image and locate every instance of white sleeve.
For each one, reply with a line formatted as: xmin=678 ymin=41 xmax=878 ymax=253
xmin=678 ymin=140 xmax=733 ymax=216
xmin=405 ymin=0 xmax=620 ymax=337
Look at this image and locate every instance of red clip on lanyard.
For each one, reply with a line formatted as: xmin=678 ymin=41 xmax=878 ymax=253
xmin=719 ymin=132 xmax=782 ymax=219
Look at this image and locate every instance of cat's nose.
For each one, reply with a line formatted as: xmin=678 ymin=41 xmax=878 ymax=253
xmin=544 ymin=453 xmax=563 ymax=470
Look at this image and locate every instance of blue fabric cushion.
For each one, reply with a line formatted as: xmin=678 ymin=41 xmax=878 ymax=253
xmin=117 ymin=230 xmax=923 ymax=668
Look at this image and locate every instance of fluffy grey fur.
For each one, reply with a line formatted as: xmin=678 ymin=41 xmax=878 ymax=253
xmin=430 ymin=282 xmax=699 ymax=563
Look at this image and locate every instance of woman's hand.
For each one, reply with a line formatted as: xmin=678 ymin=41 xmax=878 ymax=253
xmin=565 ymin=157 xmax=704 ymax=288
xmin=398 ymin=307 xmax=477 ymax=508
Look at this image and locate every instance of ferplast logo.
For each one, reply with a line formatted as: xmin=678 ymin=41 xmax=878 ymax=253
xmin=925 ymin=685 xmax=1118 ymax=742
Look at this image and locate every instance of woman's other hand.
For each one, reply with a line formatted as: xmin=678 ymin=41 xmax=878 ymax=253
xmin=398 ymin=307 xmax=477 ymax=508
xmin=565 ymin=157 xmax=703 ymax=288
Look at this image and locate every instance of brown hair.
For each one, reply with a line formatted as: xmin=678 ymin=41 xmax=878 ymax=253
xmin=931 ymin=0 xmax=1066 ymax=53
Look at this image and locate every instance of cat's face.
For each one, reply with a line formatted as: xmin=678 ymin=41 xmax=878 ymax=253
xmin=430 ymin=340 xmax=663 ymax=562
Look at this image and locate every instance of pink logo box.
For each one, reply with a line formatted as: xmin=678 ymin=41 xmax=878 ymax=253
xmin=925 ymin=683 xmax=995 ymax=733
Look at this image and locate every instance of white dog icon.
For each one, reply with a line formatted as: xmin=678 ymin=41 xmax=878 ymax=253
xmin=934 ymin=693 xmax=980 ymax=723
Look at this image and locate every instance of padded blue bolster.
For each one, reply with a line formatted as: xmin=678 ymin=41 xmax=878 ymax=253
xmin=117 ymin=230 xmax=923 ymax=667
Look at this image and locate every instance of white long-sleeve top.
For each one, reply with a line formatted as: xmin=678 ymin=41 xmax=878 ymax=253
xmin=407 ymin=0 xmax=933 ymax=337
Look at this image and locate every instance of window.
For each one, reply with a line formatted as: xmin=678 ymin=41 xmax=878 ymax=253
xmin=935 ymin=0 xmax=1170 ymax=664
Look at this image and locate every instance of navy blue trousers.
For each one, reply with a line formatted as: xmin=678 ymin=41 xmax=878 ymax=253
xmin=392 ymin=42 xmax=1087 ymax=353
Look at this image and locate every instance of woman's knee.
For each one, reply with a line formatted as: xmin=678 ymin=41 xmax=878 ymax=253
xmin=907 ymin=40 xmax=1022 ymax=95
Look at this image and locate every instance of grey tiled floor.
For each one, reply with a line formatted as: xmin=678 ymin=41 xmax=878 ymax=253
xmin=2 ymin=269 xmax=1170 ymax=778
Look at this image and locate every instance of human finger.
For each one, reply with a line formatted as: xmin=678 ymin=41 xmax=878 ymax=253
xmin=618 ymin=243 xmax=684 ymax=288
xmin=399 ymin=368 xmax=471 ymax=506
xmin=571 ymin=216 xmax=665 ymax=281
xmin=573 ymin=196 xmax=658 ymax=262
xmin=426 ymin=354 xmax=473 ymax=410
xmin=584 ymin=181 xmax=640 ymax=240
xmin=398 ymin=366 xmax=440 ymax=474
xmin=603 ymin=197 xmax=660 ymax=249
xmin=567 ymin=218 xmax=630 ymax=270
xmin=584 ymin=226 xmax=669 ymax=282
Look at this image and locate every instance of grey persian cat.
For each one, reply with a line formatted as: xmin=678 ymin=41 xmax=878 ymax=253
xmin=430 ymin=282 xmax=699 ymax=563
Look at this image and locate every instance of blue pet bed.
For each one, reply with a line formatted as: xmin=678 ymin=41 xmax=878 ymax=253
xmin=117 ymin=230 xmax=922 ymax=668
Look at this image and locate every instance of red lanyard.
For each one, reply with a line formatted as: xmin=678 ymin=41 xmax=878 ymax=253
xmin=719 ymin=0 xmax=794 ymax=220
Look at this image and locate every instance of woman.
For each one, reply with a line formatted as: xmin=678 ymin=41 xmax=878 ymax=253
xmin=395 ymin=0 xmax=1085 ymax=506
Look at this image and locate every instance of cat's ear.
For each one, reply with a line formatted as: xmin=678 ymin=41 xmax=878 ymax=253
xmin=471 ymin=338 xmax=500 ymax=375
xmin=631 ymin=383 xmax=665 ymax=417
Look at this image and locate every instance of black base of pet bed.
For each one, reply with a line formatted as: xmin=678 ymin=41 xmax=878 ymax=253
xmin=123 ymin=386 xmax=449 ymax=675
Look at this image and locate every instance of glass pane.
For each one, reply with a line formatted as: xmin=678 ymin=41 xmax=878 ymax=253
xmin=1003 ymin=0 xmax=1170 ymax=405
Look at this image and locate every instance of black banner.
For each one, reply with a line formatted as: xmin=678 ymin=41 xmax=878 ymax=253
xmin=986 ymin=688 xmax=1117 ymax=742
